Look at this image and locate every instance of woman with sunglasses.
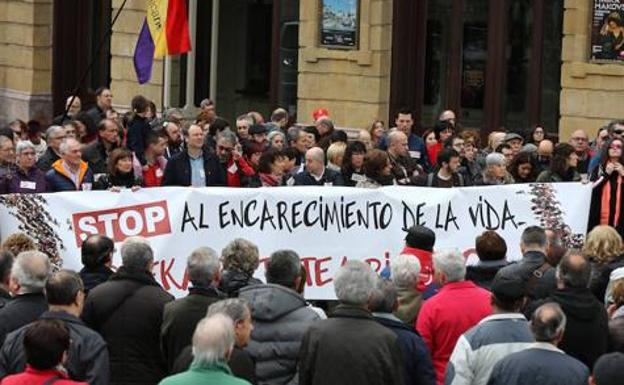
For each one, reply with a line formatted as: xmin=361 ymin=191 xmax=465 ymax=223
xmin=588 ymin=138 xmax=624 ymax=235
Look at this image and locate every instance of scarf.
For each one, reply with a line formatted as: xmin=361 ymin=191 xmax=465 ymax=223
xmin=259 ymin=173 xmax=282 ymax=187
xmin=601 ymin=173 xmax=623 ymax=227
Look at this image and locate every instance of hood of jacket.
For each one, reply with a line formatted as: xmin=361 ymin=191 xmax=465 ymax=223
xmin=239 ymin=283 xmax=307 ymax=322
xmin=219 ymin=270 xmax=262 ymax=297
xmin=552 ymin=287 xmax=604 ymax=321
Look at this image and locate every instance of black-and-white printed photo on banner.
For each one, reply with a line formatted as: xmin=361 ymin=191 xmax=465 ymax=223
xmin=320 ymin=0 xmax=359 ymax=49
xmin=591 ymin=0 xmax=624 ymax=62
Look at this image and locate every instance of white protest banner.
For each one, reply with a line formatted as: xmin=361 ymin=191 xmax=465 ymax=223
xmin=0 ymin=184 xmax=591 ymax=299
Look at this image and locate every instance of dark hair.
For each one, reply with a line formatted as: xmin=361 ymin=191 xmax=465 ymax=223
xmin=330 ymin=130 xmax=348 ymax=144
xmin=257 ymin=148 xmax=283 ymax=174
xmin=608 ymin=14 xmax=623 ymax=27
xmin=0 ymin=250 xmax=14 ymax=284
xmin=460 ymin=129 xmax=481 ymax=148
xmin=550 ymin=143 xmax=575 ymax=177
xmin=593 ymin=352 xmax=624 ymax=385
xmin=208 ymin=118 xmax=230 ymax=137
xmin=557 ymin=251 xmax=591 ymax=289
xmin=24 ymin=319 xmax=70 ymax=370
xmin=526 ymin=124 xmax=545 ymax=144
xmin=507 ymin=152 xmax=539 ymax=182
xmin=95 ymin=87 xmax=110 ymax=97
xmin=598 ymin=138 xmax=624 ymax=168
xmin=75 ymin=112 xmax=96 ymax=139
xmin=266 ymin=250 xmax=301 ymax=288
xmin=433 ymin=120 xmax=454 ymax=141
xmin=97 ymin=119 xmax=116 ymax=132
xmin=394 ymin=108 xmax=413 ymax=120
xmin=521 ymin=226 xmax=547 ymax=248
xmin=131 ymin=95 xmax=150 ymax=114
xmin=271 ymin=109 xmax=288 ymax=123
xmin=243 ymin=141 xmax=266 ymax=160
xmin=442 ymin=135 xmax=460 ymax=149
xmin=303 ymin=126 xmax=320 ymax=143
xmin=26 ymin=120 xmax=43 ymax=138
xmin=81 ymin=234 xmax=114 ymax=269
xmin=282 ymin=147 xmax=299 ymax=161
xmin=475 ymin=231 xmax=507 ymax=261
xmin=437 ymin=148 xmax=459 ymax=167
xmin=0 ymin=126 xmax=14 ymax=142
xmin=107 ymin=147 xmax=134 ymax=177
xmin=148 ymin=101 xmax=157 ymax=117
xmin=422 ymin=128 xmax=435 ymax=142
xmin=363 ymin=149 xmax=390 ymax=183
xmin=494 ymin=143 xmax=512 ymax=153
xmin=341 ymin=141 xmax=367 ymax=175
xmin=45 ymin=270 xmax=84 ymax=305
xmin=145 ymin=130 xmax=167 ymax=148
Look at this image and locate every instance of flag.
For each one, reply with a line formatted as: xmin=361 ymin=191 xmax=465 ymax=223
xmin=133 ymin=0 xmax=192 ymax=84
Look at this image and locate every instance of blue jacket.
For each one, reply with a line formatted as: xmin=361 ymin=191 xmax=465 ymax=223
xmin=374 ymin=314 xmax=436 ymax=385
xmin=45 ymin=160 xmax=95 ymax=192
xmin=127 ymin=116 xmax=151 ymax=166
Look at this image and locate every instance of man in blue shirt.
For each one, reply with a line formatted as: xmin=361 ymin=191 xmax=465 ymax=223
xmin=379 ymin=109 xmax=430 ymax=171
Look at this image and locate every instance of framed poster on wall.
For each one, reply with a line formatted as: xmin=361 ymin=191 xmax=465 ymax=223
xmin=320 ymin=0 xmax=359 ymax=49
xmin=590 ymin=0 xmax=624 ymax=62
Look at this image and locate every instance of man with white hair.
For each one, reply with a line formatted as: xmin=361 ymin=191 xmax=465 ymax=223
xmin=45 ymin=137 xmax=94 ymax=191
xmin=161 ymin=247 xmax=223 ymax=372
xmin=83 ymin=237 xmax=174 ymax=385
xmin=37 ymin=125 xmax=66 ymax=172
xmin=299 ymin=261 xmax=405 ymax=385
xmin=475 ymin=152 xmax=514 ymax=185
xmin=416 ymin=249 xmax=491 ymax=385
xmin=0 ymin=251 xmax=50 ymax=345
xmin=294 ymin=147 xmax=344 ymax=186
xmin=159 ymin=314 xmax=251 ymax=385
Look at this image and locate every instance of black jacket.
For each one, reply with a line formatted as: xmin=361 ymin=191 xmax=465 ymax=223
xmin=374 ymin=314 xmax=436 ymax=385
xmin=589 ymin=258 xmax=624 ymax=302
xmin=0 ymin=311 xmax=109 ymax=385
xmin=294 ymin=168 xmax=344 ymax=186
xmin=299 ymin=305 xmax=405 ymax=385
xmin=219 ymin=270 xmax=263 ymax=298
xmin=160 ymin=286 xmax=224 ymax=372
xmin=172 ymin=345 xmax=257 ymax=384
xmin=162 ymin=149 xmax=226 ymax=187
xmin=36 ymin=147 xmax=61 ymax=172
xmin=466 ymin=260 xmax=510 ymax=290
xmin=0 ymin=288 xmax=10 ymax=310
xmin=588 ymin=170 xmax=624 ymax=235
xmin=79 ymin=266 xmax=114 ymax=295
xmin=81 ymin=266 xmax=174 ymax=385
xmin=497 ymin=251 xmax=556 ymax=301
xmin=527 ymin=288 xmax=608 ymax=369
xmin=82 ymin=140 xmax=116 ymax=176
xmin=0 ymin=292 xmax=47 ymax=345
xmin=126 ymin=115 xmax=151 ymax=166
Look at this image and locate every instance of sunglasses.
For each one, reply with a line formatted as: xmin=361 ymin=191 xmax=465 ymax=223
xmin=615 ymin=130 xmax=624 ymax=135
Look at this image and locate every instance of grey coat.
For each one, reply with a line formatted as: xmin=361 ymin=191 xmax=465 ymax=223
xmin=239 ymin=284 xmax=321 ymax=385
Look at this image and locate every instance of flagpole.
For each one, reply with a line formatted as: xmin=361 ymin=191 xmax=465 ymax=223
xmin=184 ymin=0 xmax=198 ymax=109
xmin=209 ymin=0 xmax=219 ymax=104
xmin=61 ymin=0 xmax=129 ymax=123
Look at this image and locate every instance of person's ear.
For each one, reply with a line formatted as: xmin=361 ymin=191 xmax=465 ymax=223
xmin=294 ymin=276 xmax=304 ymax=294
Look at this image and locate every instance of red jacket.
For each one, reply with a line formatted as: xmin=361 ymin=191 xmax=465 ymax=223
xmin=1 ymin=366 xmax=88 ymax=385
xmin=226 ymin=157 xmax=255 ymax=187
xmin=415 ymin=281 xmax=492 ymax=385
xmin=400 ymin=246 xmax=434 ymax=292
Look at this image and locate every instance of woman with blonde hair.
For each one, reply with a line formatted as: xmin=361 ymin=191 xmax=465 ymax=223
xmin=583 ymin=225 xmax=624 ymax=301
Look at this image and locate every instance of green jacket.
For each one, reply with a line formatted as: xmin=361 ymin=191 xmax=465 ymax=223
xmin=158 ymin=362 xmax=251 ymax=385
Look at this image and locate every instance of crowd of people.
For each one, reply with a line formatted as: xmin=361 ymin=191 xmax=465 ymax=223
xmin=0 ymin=223 xmax=624 ymax=385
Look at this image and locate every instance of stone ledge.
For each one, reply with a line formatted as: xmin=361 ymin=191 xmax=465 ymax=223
xmin=301 ymin=47 xmax=373 ymax=66
xmin=569 ymin=61 xmax=624 ymax=78
xmin=0 ymin=87 xmax=52 ymax=125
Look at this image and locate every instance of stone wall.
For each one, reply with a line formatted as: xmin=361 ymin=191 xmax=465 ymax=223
xmin=297 ymin=0 xmax=392 ymax=129
xmin=110 ymin=0 xmax=163 ymax=112
xmin=0 ymin=0 xmax=53 ymax=125
xmin=560 ymin=0 xmax=624 ymax=140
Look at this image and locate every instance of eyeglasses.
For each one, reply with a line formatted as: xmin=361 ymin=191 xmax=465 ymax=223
xmin=610 ymin=144 xmax=623 ymax=150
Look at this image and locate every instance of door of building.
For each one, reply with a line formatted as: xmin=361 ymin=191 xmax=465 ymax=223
xmin=390 ymin=0 xmax=563 ymax=134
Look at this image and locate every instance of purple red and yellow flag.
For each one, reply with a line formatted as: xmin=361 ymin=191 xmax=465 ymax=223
xmin=133 ymin=0 xmax=192 ymax=84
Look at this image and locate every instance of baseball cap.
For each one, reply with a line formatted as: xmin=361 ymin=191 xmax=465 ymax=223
xmin=504 ymin=133 xmax=523 ymax=142
xmin=491 ymin=272 xmax=526 ymax=303
xmin=249 ymin=124 xmax=268 ymax=135
xmin=404 ymin=226 xmax=436 ymax=252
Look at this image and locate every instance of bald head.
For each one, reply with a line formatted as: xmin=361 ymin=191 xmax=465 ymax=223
xmin=537 ymin=139 xmax=554 ymax=157
xmin=569 ymin=129 xmax=589 ymax=153
xmin=531 ymin=303 xmax=566 ymax=344
xmin=192 ymin=314 xmax=235 ymax=366
xmin=387 ymin=130 xmax=408 ymax=157
xmin=305 ymin=147 xmax=325 ymax=175
xmin=557 ymin=251 xmax=590 ymax=289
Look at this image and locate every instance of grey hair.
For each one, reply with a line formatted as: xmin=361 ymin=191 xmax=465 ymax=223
xmin=120 ymin=237 xmax=153 ymax=270
xmin=387 ymin=130 xmax=406 ymax=147
xmin=486 ymin=152 xmax=506 ymax=167
xmin=0 ymin=136 xmax=13 ymax=148
xmin=236 ymin=115 xmax=253 ymax=127
xmin=306 ymin=147 xmax=325 ymax=163
xmin=286 ymin=126 xmax=302 ymax=144
xmin=369 ymin=276 xmax=398 ymax=313
xmin=333 ymin=260 xmax=376 ymax=305
xmin=221 ymin=238 xmax=260 ymax=275
xmin=187 ymin=247 xmax=220 ymax=288
xmin=46 ymin=125 xmax=65 ymax=139
xmin=268 ymin=130 xmax=285 ymax=144
xmin=391 ymin=254 xmax=421 ymax=289
xmin=531 ymin=302 xmax=567 ymax=342
xmin=217 ymin=130 xmax=238 ymax=147
xmin=433 ymin=249 xmax=466 ymax=282
xmin=15 ymin=141 xmax=35 ymax=155
xmin=206 ymin=298 xmax=250 ymax=323
xmin=192 ymin=314 xmax=235 ymax=366
xmin=59 ymin=138 xmax=79 ymax=155
xmin=11 ymin=251 xmax=51 ymax=294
